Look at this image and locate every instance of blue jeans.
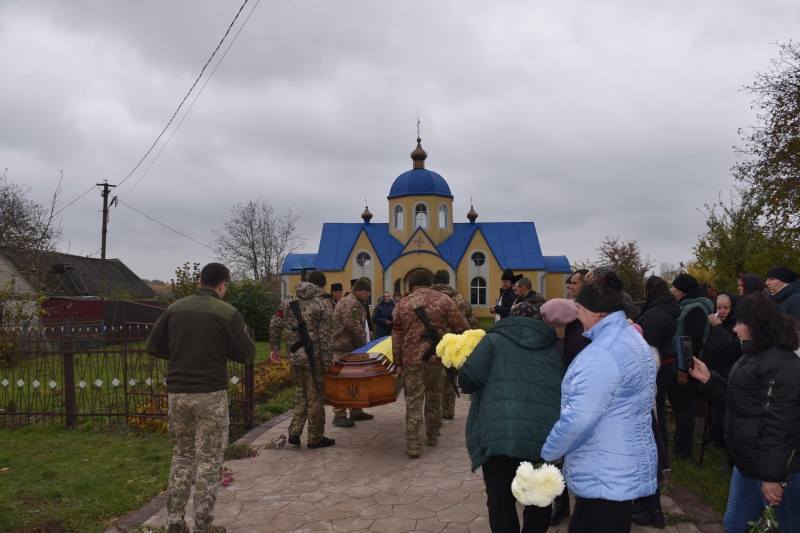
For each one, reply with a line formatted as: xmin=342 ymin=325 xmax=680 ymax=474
xmin=724 ymin=467 xmax=800 ymax=533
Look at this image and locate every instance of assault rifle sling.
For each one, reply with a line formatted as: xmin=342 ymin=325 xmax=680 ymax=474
xmin=288 ymin=299 xmax=320 ymax=392
xmin=409 ymin=296 xmax=460 ymax=398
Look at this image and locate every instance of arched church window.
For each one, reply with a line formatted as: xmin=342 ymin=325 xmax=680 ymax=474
xmin=414 ymin=203 xmax=428 ymax=228
xmin=471 ymin=252 xmax=486 ymax=267
xmin=394 ymin=204 xmax=404 ymax=230
xmin=438 ymin=204 xmax=449 ymax=230
xmin=356 ymin=252 xmax=371 ymax=267
xmin=471 ymin=277 xmax=487 ymax=306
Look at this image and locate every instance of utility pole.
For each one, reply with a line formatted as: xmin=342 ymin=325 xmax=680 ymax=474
xmin=97 ymin=181 xmax=117 ymax=299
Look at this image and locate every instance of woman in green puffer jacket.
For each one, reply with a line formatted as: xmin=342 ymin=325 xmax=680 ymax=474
xmin=459 ymin=303 xmax=564 ymax=533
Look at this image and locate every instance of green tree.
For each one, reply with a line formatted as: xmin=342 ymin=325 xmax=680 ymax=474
xmin=225 ymin=278 xmax=281 ymax=341
xmin=734 ymin=41 xmax=800 ymax=235
xmin=163 ymin=262 xmax=201 ymax=304
xmin=693 ymin=194 xmax=800 ymax=292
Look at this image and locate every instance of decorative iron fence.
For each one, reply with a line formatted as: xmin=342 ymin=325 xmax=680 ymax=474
xmin=0 ymin=325 xmax=255 ymax=435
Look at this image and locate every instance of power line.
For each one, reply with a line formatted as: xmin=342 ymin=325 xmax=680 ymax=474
xmin=54 ymin=184 xmax=98 ymax=216
xmin=121 ymin=0 xmax=262 ymax=200
xmin=117 ymin=0 xmax=254 ymax=190
xmin=118 ymin=200 xmax=210 ymax=249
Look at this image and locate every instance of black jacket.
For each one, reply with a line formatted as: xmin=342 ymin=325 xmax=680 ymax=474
xmin=703 ymin=304 xmax=742 ymax=380
xmin=520 ymin=291 xmax=546 ymax=306
xmin=372 ymin=299 xmax=396 ymax=338
xmin=698 ymin=345 xmax=800 ymax=482
xmin=772 ymin=280 xmax=800 ymax=322
xmin=635 ymin=294 xmax=680 ymax=364
xmin=494 ymin=288 xmax=519 ymax=318
xmin=563 ymin=318 xmax=591 ymax=369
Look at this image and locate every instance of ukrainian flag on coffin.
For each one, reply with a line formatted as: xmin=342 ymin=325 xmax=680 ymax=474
xmin=350 ymin=336 xmax=393 ymax=363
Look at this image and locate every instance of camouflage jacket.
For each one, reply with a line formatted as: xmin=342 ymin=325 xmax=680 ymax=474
xmin=269 ymin=282 xmax=334 ymax=369
xmin=431 ymin=283 xmax=481 ymax=329
xmin=332 ymin=292 xmax=369 ymax=353
xmin=391 ymin=287 xmax=470 ymax=366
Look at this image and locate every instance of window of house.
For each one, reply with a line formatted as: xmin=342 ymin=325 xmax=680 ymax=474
xmin=414 ymin=203 xmax=428 ymax=228
xmin=356 ymin=252 xmax=371 ymax=267
xmin=394 ymin=204 xmax=404 ymax=230
xmin=471 ymin=277 xmax=487 ymax=306
xmin=471 ymin=251 xmax=486 ymax=267
xmin=438 ymin=204 xmax=448 ymax=230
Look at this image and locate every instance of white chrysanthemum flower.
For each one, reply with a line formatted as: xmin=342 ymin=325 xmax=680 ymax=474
xmin=511 ymin=462 xmax=566 ymax=507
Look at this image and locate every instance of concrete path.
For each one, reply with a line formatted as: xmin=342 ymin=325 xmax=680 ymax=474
xmin=143 ymin=394 xmax=704 ymax=533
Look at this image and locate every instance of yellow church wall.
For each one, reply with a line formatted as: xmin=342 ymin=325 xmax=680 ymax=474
xmin=388 ymin=194 xmax=453 ymax=246
xmin=546 ymin=273 xmax=569 ymax=300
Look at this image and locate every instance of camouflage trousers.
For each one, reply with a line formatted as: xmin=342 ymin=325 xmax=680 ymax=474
xmin=289 ymin=364 xmax=326 ymax=444
xmin=166 ymin=390 xmax=229 ymax=533
xmin=332 ymin=350 xmax=364 ymax=419
xmin=441 ymin=368 xmax=459 ymax=418
xmin=403 ymin=360 xmax=444 ymax=447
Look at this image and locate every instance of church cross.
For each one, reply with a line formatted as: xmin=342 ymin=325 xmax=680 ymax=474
xmin=413 ymin=235 xmax=424 ymax=251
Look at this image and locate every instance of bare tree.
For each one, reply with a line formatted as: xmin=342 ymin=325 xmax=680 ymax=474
xmin=659 ymin=262 xmax=678 ymax=282
xmin=212 ymin=199 xmax=304 ymax=285
xmin=0 ymin=171 xmax=62 ymax=252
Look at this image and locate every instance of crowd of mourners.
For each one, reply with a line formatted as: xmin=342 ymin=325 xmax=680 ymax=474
xmin=461 ymin=264 xmax=800 ymax=533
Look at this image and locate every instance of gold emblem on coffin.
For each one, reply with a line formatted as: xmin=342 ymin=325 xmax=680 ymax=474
xmin=324 ymin=340 xmax=403 ymax=409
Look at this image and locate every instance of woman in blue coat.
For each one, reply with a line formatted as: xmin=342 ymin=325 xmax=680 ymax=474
xmin=541 ymin=272 xmax=658 ymax=533
xmin=460 ymin=303 xmax=564 ymax=533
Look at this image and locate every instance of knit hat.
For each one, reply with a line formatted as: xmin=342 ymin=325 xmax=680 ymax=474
xmin=330 ymin=283 xmax=343 ymax=292
xmin=766 ymin=266 xmax=800 ymax=284
xmin=432 ymin=269 xmax=450 ymax=285
xmin=540 ymin=299 xmax=579 ymax=329
xmin=672 ymin=273 xmax=699 ymax=293
xmin=410 ymin=269 xmax=432 ymax=288
xmin=350 ymin=279 xmax=358 ymax=287
xmin=307 ymin=270 xmax=326 ymax=288
xmin=510 ymin=302 xmax=541 ymax=320
xmin=593 ymin=265 xmax=615 ymax=277
xmin=352 ymin=277 xmax=371 ymax=291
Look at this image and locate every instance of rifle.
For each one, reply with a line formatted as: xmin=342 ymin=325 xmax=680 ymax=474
xmin=409 ymin=296 xmax=460 ymax=398
xmin=288 ymin=299 xmax=320 ymax=393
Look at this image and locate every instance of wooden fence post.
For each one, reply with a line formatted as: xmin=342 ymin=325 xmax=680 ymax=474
xmin=62 ymin=335 xmax=77 ymax=428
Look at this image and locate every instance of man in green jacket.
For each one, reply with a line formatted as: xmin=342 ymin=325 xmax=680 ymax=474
xmin=147 ymin=263 xmax=255 ymax=533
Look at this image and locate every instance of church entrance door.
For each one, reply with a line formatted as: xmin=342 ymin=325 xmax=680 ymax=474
xmin=403 ymin=267 xmax=433 ymax=293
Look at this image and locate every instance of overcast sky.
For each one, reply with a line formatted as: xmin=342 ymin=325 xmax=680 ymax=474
xmin=2 ymin=0 xmax=797 ymax=281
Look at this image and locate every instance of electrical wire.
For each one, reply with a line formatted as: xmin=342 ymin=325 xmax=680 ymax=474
xmin=118 ymin=200 xmax=210 ymax=248
xmin=117 ymin=0 xmax=253 ymax=190
xmin=53 ymin=184 xmax=98 ymax=216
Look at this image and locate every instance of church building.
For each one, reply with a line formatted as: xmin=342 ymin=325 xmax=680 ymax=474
xmin=280 ymin=138 xmax=571 ymax=318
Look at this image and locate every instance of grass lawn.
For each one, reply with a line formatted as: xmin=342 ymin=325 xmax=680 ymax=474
xmin=663 ymin=414 xmax=732 ymax=517
xmin=0 ymin=425 xmax=172 ymax=533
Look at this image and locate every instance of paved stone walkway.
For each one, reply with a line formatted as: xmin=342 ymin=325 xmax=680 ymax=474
xmin=143 ymin=394 xmax=704 ymax=533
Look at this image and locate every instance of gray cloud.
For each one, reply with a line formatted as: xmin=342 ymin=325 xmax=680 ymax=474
xmin=2 ymin=0 xmax=798 ymax=280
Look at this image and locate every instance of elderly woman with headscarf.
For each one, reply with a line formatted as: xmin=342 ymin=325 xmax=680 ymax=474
xmin=738 ymin=273 xmax=765 ymax=297
xmin=541 ymin=272 xmax=658 ymax=533
xmin=459 ymin=302 xmax=564 ymax=533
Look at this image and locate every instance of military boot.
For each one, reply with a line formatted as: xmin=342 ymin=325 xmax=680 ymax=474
xmin=350 ymin=412 xmax=374 ymax=421
xmin=332 ymin=417 xmax=355 ymax=428
xmin=427 ymin=436 xmax=438 ymax=447
xmin=168 ymin=521 xmax=190 ymax=533
xmin=406 ymin=445 xmax=420 ymax=458
xmin=288 ymin=434 xmax=301 ymax=446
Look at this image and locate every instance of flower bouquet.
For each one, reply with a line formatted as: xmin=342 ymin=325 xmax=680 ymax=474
xmin=436 ymin=329 xmax=486 ymax=369
xmin=749 ymin=451 xmax=795 ymax=533
xmin=511 ymin=462 xmax=566 ymax=507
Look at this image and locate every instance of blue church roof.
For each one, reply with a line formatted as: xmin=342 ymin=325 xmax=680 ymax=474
xmin=286 ymin=221 xmax=560 ymax=273
xmin=280 ymin=253 xmax=318 ymax=274
xmin=387 ymin=169 xmax=453 ymax=199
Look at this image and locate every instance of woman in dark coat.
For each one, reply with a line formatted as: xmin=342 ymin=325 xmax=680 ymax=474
xmin=703 ymin=292 xmax=742 ymax=447
xmin=690 ymin=293 xmax=800 ymax=532
xmin=371 ymin=292 xmax=395 ymax=338
xmin=460 ymin=303 xmax=564 ymax=533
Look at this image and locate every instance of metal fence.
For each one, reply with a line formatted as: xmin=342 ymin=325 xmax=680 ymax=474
xmin=0 ymin=325 xmax=255 ymax=435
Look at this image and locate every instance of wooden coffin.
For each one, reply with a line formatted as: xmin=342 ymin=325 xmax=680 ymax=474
xmin=324 ymin=341 xmax=403 ymax=409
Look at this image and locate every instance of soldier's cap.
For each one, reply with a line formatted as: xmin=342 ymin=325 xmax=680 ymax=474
xmin=308 ymin=270 xmax=326 ymax=288
xmin=330 ymin=283 xmax=343 ymax=292
xmin=353 ymin=277 xmax=371 ymax=291
xmin=410 ymin=269 xmax=432 ymax=288
xmin=350 ymin=278 xmax=358 ymax=287
xmin=432 ymin=269 xmax=450 ymax=285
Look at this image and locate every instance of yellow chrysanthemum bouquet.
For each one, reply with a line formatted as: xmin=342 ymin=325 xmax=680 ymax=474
xmin=435 ymin=329 xmax=486 ymax=369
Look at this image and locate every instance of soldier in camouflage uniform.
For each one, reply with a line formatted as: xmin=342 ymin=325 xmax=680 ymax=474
xmin=430 ymin=269 xmax=480 ymax=420
xmin=270 ymin=270 xmax=335 ymax=448
xmin=392 ymin=270 xmax=470 ymax=458
xmin=147 ymin=263 xmax=255 ymax=533
xmin=331 ymin=277 xmax=374 ymax=427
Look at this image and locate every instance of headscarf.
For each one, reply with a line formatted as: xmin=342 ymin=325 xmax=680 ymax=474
xmin=714 ymin=292 xmax=739 ymax=327
xmin=510 ymin=302 xmax=542 ymax=320
xmin=738 ymin=274 xmax=765 ymax=295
